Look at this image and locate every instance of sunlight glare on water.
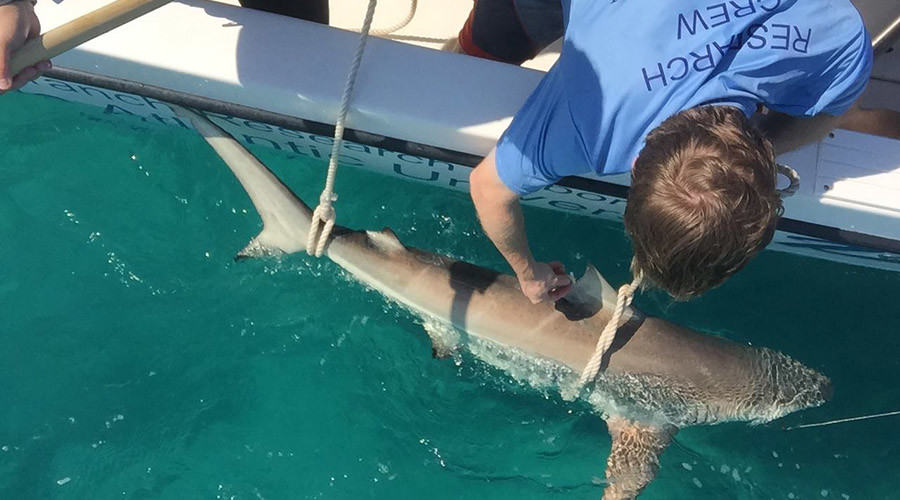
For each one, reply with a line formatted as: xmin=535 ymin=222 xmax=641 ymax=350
xmin=1 ymin=91 xmax=899 ymax=499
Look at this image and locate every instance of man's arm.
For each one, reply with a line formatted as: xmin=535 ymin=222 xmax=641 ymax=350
xmin=752 ymin=109 xmax=846 ymax=155
xmin=469 ymin=150 xmax=571 ymax=304
xmin=0 ymin=0 xmax=48 ymax=94
xmin=836 ymin=106 xmax=900 ymax=141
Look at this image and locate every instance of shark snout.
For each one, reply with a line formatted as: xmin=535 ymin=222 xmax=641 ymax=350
xmin=761 ymin=351 xmax=834 ymax=420
xmin=780 ymin=370 xmax=833 ymax=412
xmin=782 ymin=370 xmax=833 ymax=410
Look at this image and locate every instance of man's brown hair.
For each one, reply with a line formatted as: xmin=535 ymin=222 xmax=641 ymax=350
xmin=624 ymin=105 xmax=783 ymax=300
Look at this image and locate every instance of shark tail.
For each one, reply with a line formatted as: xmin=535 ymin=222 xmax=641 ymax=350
xmin=171 ymin=104 xmax=314 ymax=257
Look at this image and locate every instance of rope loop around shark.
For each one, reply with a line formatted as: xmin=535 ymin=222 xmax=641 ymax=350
xmin=173 ymin=104 xmax=832 ymax=500
xmin=305 ymin=0 xmax=378 ymax=257
xmin=577 ymin=265 xmax=643 ymax=389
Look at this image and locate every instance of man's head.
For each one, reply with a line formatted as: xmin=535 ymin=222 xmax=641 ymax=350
xmin=624 ymin=105 xmax=782 ymax=300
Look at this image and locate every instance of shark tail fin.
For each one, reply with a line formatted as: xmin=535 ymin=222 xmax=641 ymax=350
xmin=602 ymin=417 xmax=677 ymax=500
xmin=172 ymin=104 xmax=313 ymax=257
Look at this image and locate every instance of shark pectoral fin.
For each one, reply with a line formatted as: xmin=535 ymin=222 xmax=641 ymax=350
xmin=602 ymin=417 xmax=677 ymax=500
xmin=422 ymin=319 xmax=460 ymax=359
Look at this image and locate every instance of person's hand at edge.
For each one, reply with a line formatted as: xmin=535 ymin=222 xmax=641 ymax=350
xmin=0 ymin=0 xmax=49 ymax=95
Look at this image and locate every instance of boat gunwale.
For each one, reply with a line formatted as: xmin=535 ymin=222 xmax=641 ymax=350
xmin=37 ymin=66 xmax=900 ymax=260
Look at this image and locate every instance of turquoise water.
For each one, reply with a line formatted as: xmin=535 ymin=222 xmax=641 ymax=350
xmin=2 ymin=91 xmax=899 ymax=500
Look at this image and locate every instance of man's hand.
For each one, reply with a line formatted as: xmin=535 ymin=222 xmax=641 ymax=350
xmin=0 ymin=1 xmax=48 ymax=94
xmin=517 ymin=260 xmax=572 ymax=304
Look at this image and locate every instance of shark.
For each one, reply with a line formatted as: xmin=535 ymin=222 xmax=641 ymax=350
xmin=174 ymin=105 xmax=832 ymax=499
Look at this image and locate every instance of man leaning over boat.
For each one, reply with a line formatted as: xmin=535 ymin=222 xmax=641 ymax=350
xmin=0 ymin=0 xmax=879 ymax=306
xmin=454 ymin=0 xmax=874 ymax=303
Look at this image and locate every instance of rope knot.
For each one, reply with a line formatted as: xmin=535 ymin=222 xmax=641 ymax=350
xmin=314 ymin=200 xmax=335 ymax=222
xmin=319 ymin=191 xmax=338 ymax=206
xmin=307 ymin=202 xmax=337 ymax=257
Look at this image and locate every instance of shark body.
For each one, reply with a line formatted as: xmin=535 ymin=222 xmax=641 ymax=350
xmin=177 ymin=106 xmax=831 ymax=499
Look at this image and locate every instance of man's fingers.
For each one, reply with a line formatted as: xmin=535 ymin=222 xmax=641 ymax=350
xmin=547 ymin=272 xmax=572 ymax=302
xmin=520 ymin=262 xmax=573 ymax=304
xmin=7 ymin=64 xmax=37 ymax=91
xmin=1 ymin=60 xmax=48 ymax=94
xmin=549 ymin=284 xmax=572 ymax=302
xmin=552 ymin=272 xmax=571 ymax=287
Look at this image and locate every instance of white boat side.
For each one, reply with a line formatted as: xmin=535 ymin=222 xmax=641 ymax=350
xmin=19 ymin=0 xmax=900 ymax=272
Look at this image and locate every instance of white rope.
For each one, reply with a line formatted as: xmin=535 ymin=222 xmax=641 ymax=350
xmin=369 ymin=0 xmax=417 ymax=36
xmin=577 ymin=271 xmax=643 ymax=387
xmin=306 ymin=0 xmax=379 ymax=257
xmin=306 ymin=0 xmax=419 ymax=257
xmin=784 ymin=410 xmax=900 ymax=431
xmin=385 ymin=34 xmax=453 ymax=44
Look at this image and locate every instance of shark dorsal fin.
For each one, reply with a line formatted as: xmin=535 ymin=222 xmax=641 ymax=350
xmin=366 ymin=228 xmax=406 ymax=253
xmin=603 ymin=417 xmax=677 ymax=499
xmin=568 ymin=263 xmax=620 ymax=311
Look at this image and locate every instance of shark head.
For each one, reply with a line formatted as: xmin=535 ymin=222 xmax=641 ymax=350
xmin=770 ymin=353 xmax=833 ymax=416
xmin=742 ymin=348 xmax=833 ymax=424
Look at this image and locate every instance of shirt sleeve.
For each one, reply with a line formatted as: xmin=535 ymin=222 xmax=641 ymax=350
xmin=761 ymin=13 xmax=873 ymax=117
xmin=495 ymin=65 xmax=590 ymax=195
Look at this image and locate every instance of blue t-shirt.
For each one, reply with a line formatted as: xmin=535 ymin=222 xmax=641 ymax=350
xmin=496 ymin=0 xmax=874 ymax=194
